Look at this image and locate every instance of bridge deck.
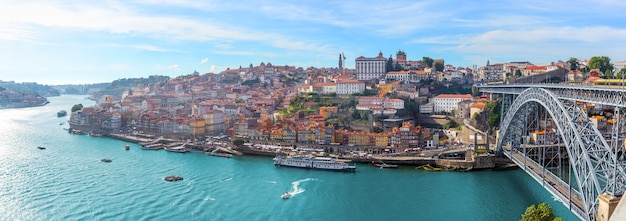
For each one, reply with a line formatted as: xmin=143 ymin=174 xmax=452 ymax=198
xmin=507 ymin=149 xmax=586 ymax=219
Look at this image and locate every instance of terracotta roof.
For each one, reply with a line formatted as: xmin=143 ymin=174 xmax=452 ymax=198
xmin=471 ymin=102 xmax=485 ymax=108
xmin=337 ymin=80 xmax=362 ymax=84
xmin=434 ymin=94 xmax=473 ymax=99
xmin=312 ymin=82 xmax=336 ymax=87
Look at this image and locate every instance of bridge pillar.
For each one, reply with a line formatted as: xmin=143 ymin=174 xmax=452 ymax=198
xmin=598 ymin=192 xmax=621 ymax=221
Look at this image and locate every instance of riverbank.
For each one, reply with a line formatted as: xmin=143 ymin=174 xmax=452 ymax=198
xmin=235 ymin=145 xmax=514 ymax=171
xmin=104 ymin=133 xmax=514 ymax=171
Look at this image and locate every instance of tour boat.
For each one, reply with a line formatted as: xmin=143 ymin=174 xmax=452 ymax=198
xmin=273 ymin=156 xmax=356 ymax=172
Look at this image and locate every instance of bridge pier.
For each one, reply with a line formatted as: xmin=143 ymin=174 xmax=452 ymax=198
xmin=597 ymin=192 xmax=621 ymax=221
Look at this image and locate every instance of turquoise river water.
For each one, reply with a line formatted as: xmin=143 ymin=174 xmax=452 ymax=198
xmin=0 ymin=95 xmax=579 ymax=220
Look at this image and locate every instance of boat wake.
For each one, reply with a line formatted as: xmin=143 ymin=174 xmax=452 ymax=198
xmin=287 ymin=178 xmax=315 ymax=197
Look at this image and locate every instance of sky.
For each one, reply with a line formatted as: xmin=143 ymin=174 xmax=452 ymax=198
xmin=1 ymin=0 xmax=626 ymax=85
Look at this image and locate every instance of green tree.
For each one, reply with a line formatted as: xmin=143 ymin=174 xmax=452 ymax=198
xmin=515 ymin=69 xmax=523 ymax=77
xmin=604 ymin=69 xmax=615 ymax=79
xmin=232 ymin=138 xmax=245 ymax=146
xmin=520 ymin=202 xmax=562 ymax=221
xmin=588 ymin=56 xmax=614 ymax=77
xmin=616 ymin=68 xmax=626 ymax=80
xmin=422 ymin=56 xmax=434 ymax=68
xmin=386 ymin=55 xmax=394 ymax=72
xmin=394 ymin=63 xmax=403 ymax=71
xmin=567 ymin=57 xmax=579 ymax=71
xmin=71 ymin=103 xmax=83 ymax=112
xmin=434 ymin=62 xmax=444 ymax=72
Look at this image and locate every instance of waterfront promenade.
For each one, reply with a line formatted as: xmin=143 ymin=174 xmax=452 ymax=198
xmin=106 ymin=133 xmax=512 ymax=170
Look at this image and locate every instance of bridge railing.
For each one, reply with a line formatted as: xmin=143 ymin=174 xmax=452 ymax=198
xmin=503 ymin=147 xmax=586 ymax=219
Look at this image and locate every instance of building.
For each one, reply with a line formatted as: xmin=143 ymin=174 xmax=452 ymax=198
xmin=456 ymin=100 xmax=473 ymax=119
xmin=355 ymin=51 xmax=387 ymax=81
xmin=311 ymin=82 xmax=337 ymax=94
xmin=336 ymin=80 xmax=365 ymax=95
xmin=480 ymin=60 xmax=505 ymax=83
xmin=433 ymin=94 xmax=473 ymax=113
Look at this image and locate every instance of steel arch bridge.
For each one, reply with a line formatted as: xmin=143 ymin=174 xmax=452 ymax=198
xmin=482 ymin=86 xmax=626 ymax=221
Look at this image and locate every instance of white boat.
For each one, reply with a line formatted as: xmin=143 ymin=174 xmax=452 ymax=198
xmin=165 ymin=145 xmax=190 ymax=153
xmin=273 ymin=156 xmax=356 ymax=172
xmin=281 ymin=192 xmax=291 ymax=199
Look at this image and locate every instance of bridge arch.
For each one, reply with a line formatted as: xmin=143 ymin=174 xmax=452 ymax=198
xmin=497 ymin=87 xmax=626 ymax=220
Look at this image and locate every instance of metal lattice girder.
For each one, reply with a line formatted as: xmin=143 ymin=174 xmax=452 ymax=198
xmin=478 ymin=84 xmax=626 ymax=108
xmin=496 ymin=88 xmax=626 ymax=221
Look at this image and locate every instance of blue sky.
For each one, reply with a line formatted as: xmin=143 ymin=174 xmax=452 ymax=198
xmin=1 ymin=0 xmax=626 ymax=85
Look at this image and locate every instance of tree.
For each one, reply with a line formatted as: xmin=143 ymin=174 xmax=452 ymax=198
xmin=515 ymin=69 xmax=523 ymax=77
xmin=422 ymin=56 xmax=434 ymax=68
xmin=386 ymin=55 xmax=393 ymax=72
xmin=434 ymin=62 xmax=444 ymax=72
xmin=604 ymin=69 xmax=615 ymax=79
xmin=232 ymin=138 xmax=245 ymax=146
xmin=567 ymin=57 xmax=579 ymax=71
xmin=588 ymin=56 xmax=614 ymax=77
xmin=71 ymin=103 xmax=83 ymax=112
xmin=520 ymin=202 xmax=562 ymax=221
xmin=394 ymin=63 xmax=403 ymax=71
xmin=616 ymin=68 xmax=626 ymax=80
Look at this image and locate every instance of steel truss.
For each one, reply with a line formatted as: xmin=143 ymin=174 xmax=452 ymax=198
xmin=496 ymin=88 xmax=626 ymax=221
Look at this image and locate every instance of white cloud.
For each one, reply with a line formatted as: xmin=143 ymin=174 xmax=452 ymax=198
xmin=212 ymin=50 xmax=277 ymax=57
xmin=209 ymin=65 xmax=220 ymax=72
xmin=133 ymin=45 xmax=176 ymax=52
xmin=167 ymin=64 xmax=180 ymax=70
xmin=412 ymin=26 xmax=626 ymax=64
xmin=200 ymin=58 xmax=208 ymax=64
xmin=0 ymin=1 xmax=332 ymax=53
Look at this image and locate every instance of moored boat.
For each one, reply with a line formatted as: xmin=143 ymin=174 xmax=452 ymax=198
xmin=415 ymin=164 xmax=442 ymax=171
xmin=208 ymin=152 xmax=232 ymax=158
xmin=125 ymin=144 xmax=130 ymax=150
xmin=165 ymin=145 xmax=190 ymax=153
xmin=140 ymin=143 xmax=163 ymax=150
xmin=373 ymin=162 xmax=398 ymax=168
xmin=273 ymin=156 xmax=356 ymax=172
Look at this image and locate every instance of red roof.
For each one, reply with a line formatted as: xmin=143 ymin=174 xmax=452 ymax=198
xmin=434 ymin=94 xmax=473 ymax=99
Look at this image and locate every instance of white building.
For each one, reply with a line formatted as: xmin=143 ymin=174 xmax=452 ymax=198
xmin=336 ymin=80 xmax=365 ymax=95
xmin=386 ymin=71 xmax=411 ymax=82
xmin=355 ymin=51 xmax=387 ymax=81
xmin=356 ymin=97 xmax=404 ymax=115
xmin=311 ymin=82 xmax=337 ymax=94
xmin=479 ymin=60 xmax=505 ymax=83
xmin=419 ymin=103 xmax=434 ymax=114
xmin=615 ymin=61 xmax=626 ymax=73
xmin=433 ymin=94 xmax=473 ymax=113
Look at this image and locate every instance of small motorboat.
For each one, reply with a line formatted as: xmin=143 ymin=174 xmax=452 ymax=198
xmin=37 ymin=146 xmax=46 ymax=150
xmin=373 ymin=162 xmax=398 ymax=168
xmin=281 ymin=192 xmax=291 ymax=199
xmin=101 ymin=158 xmax=112 ymax=163
xmin=125 ymin=144 xmax=130 ymax=150
xmin=164 ymin=175 xmax=183 ymax=182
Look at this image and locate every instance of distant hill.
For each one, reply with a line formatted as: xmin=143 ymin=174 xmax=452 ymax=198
xmin=52 ymin=83 xmax=109 ymax=95
xmin=52 ymin=75 xmax=171 ymax=101
xmin=0 ymin=86 xmax=49 ymax=109
xmin=0 ymin=80 xmax=60 ymax=97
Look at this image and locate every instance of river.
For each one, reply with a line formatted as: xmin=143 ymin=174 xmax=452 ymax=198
xmin=0 ymin=95 xmax=578 ymax=220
